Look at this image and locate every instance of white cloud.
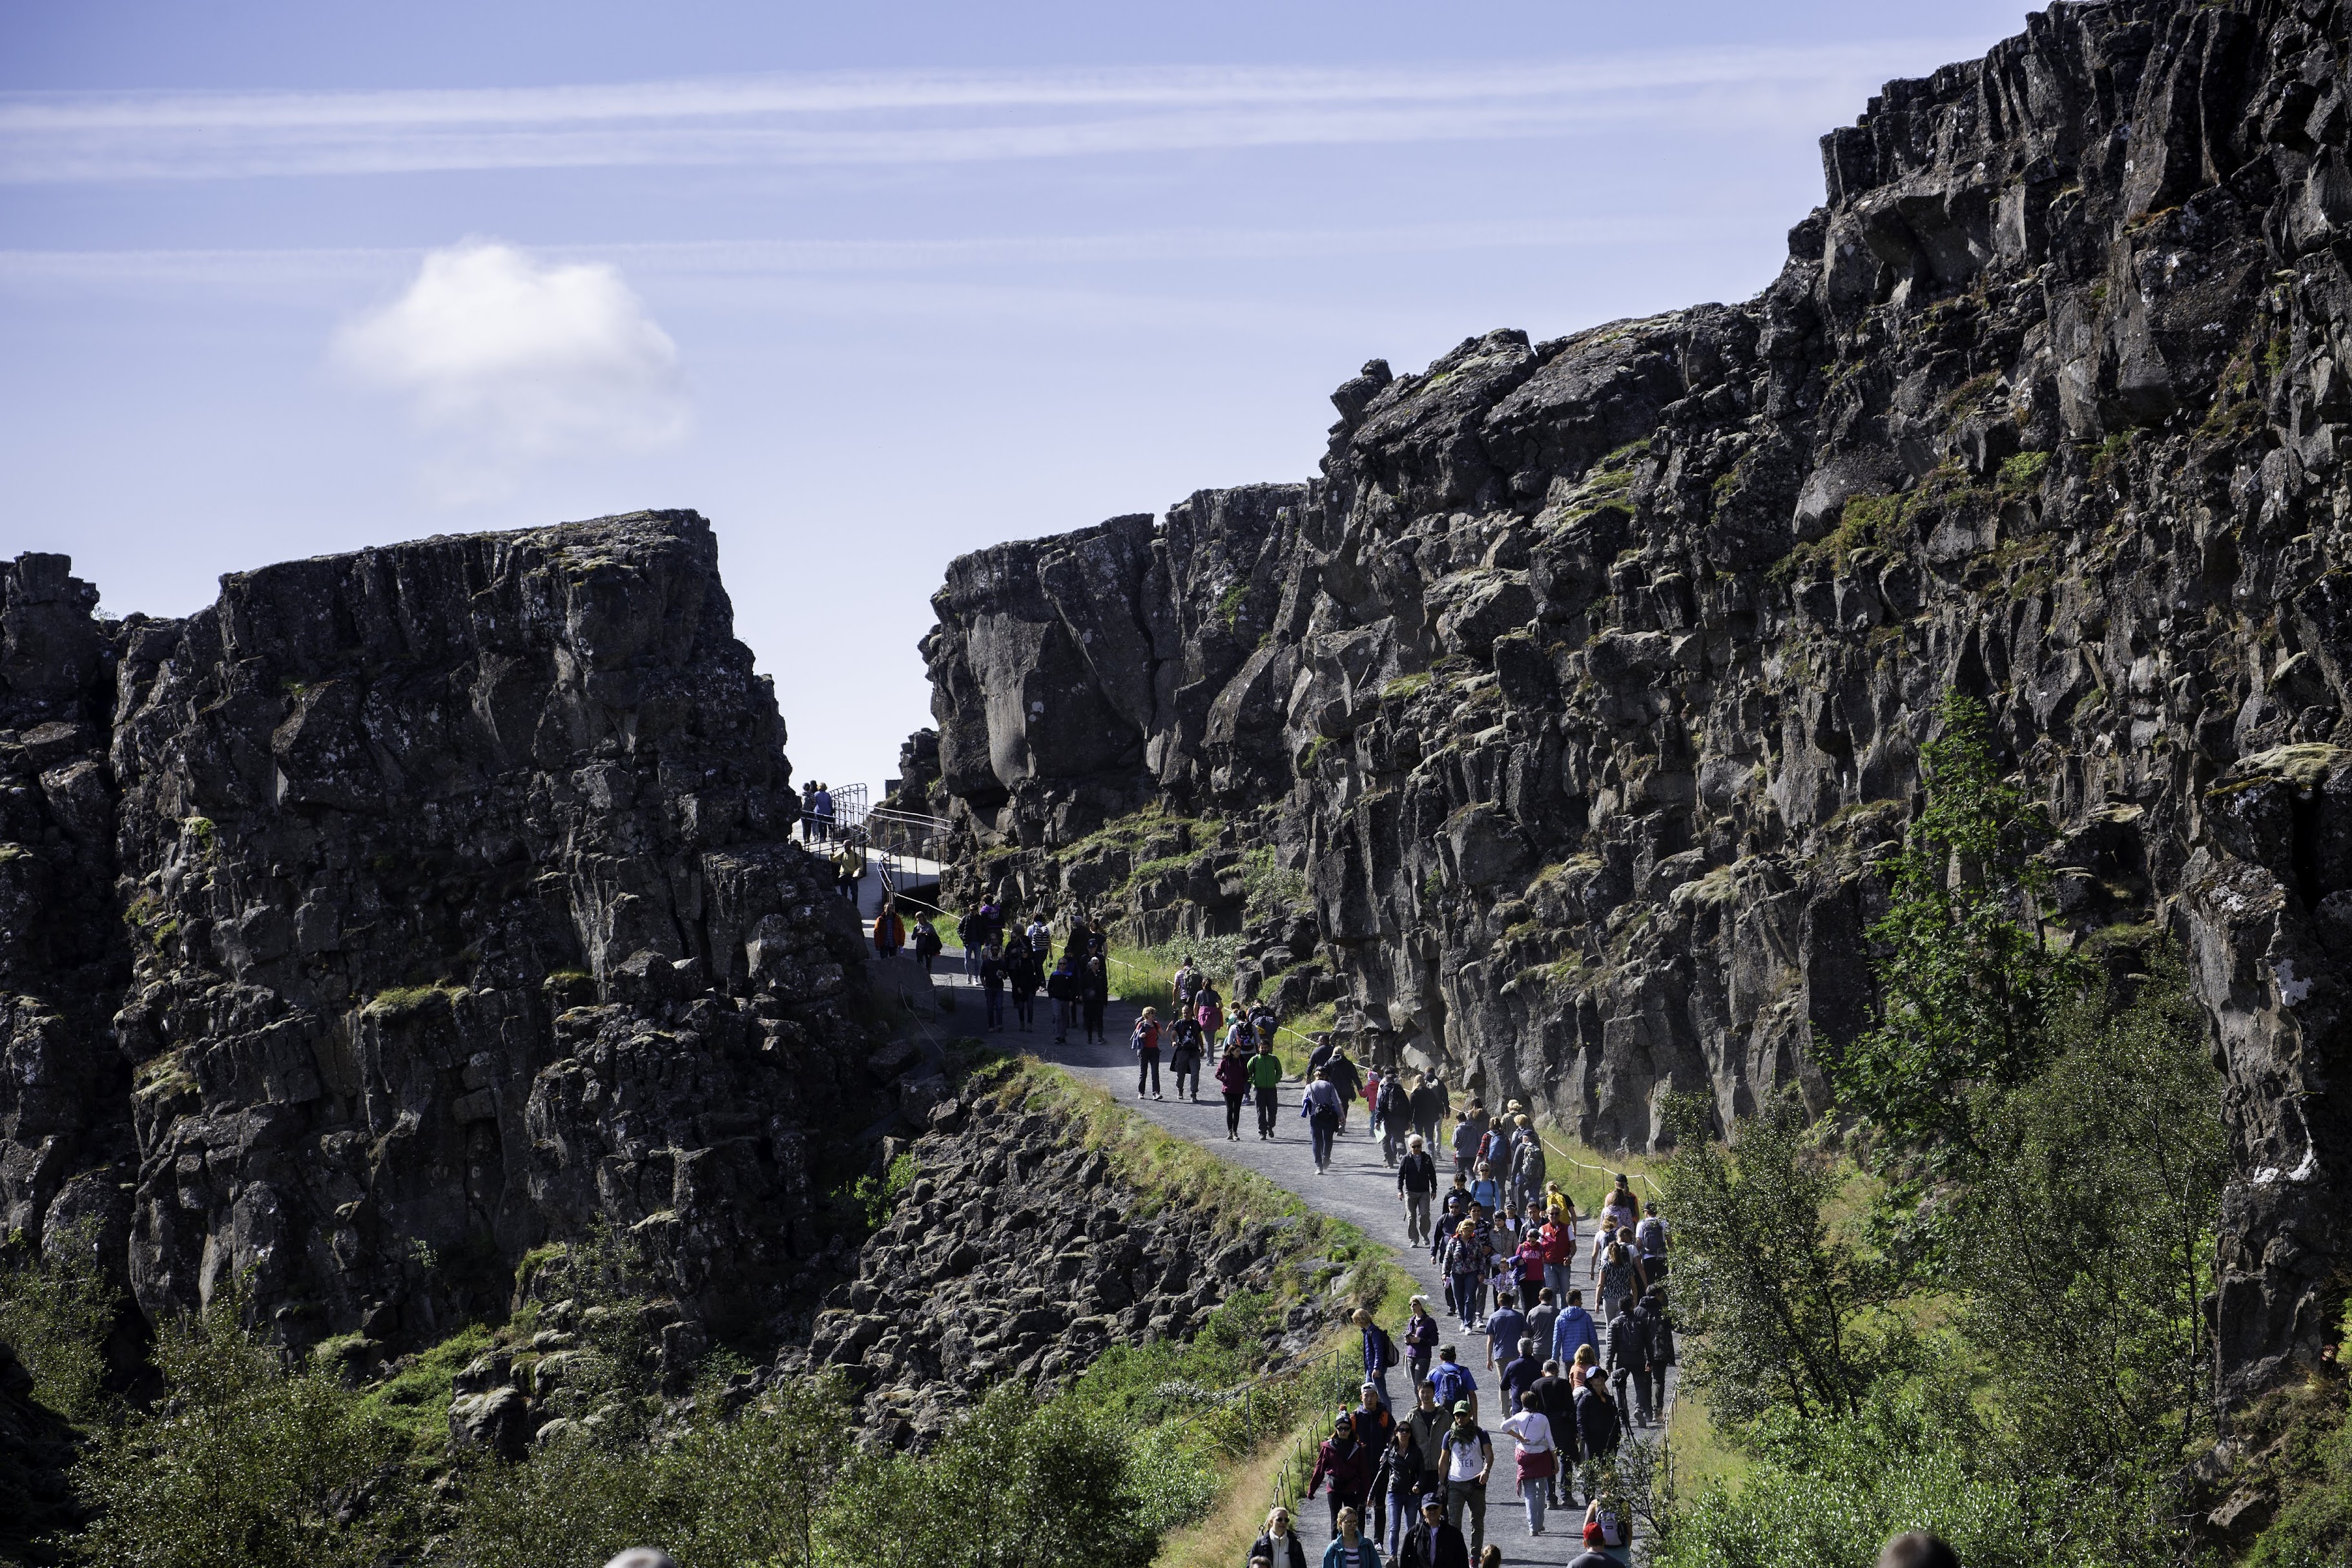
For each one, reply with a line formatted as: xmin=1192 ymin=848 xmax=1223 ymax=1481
xmin=331 ymin=240 xmax=686 ymax=504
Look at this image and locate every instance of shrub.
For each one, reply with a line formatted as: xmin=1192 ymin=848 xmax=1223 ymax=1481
xmin=68 ymin=1287 xmax=407 ymax=1568
xmin=0 ymin=1219 xmax=119 ymax=1421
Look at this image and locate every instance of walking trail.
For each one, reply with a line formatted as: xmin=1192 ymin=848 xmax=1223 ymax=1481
xmin=925 ymin=954 xmax=1670 ymax=1567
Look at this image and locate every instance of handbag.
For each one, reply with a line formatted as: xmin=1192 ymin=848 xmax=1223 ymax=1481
xmin=1515 ymin=1446 xmax=1557 ymax=1481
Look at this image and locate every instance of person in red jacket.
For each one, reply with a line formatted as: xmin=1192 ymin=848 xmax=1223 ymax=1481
xmin=1306 ymin=1411 xmax=1376 ymax=1536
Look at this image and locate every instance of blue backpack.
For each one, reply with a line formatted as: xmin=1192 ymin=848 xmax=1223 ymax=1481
xmin=1430 ymin=1360 xmax=1473 ymax=1408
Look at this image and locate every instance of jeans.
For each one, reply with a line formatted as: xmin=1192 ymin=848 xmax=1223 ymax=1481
xmin=1384 ymin=1491 xmax=1415 ymax=1549
xmin=1054 ymin=998 xmax=1075 ymax=1040
xmin=1366 ymin=1368 xmax=1391 ymax=1408
xmin=1136 ymin=1051 xmax=1161 ymax=1097
xmin=1445 ymin=1480 xmax=1486 ymax=1557
xmin=965 ymin=946 xmax=982 ymax=979
xmin=1405 ymin=1191 xmax=1432 ymax=1244
xmin=1520 ymin=1473 xmax=1549 ymax=1532
xmin=1648 ymin=1365 xmax=1669 ymax=1420
xmin=1013 ymin=989 xmax=1034 ymax=1027
xmin=1382 ymin=1121 xmax=1406 ymax=1165
xmin=985 ymin=988 xmax=1004 ymax=1029
xmin=1172 ymin=1062 xmax=1199 ymax=1098
xmin=1325 ymin=1491 xmax=1367 ymax=1537
xmin=1255 ymin=1086 xmax=1279 ymax=1137
xmin=1310 ymin=1116 xmax=1338 ymax=1171
xmin=1224 ymin=1092 xmax=1245 ymax=1136
xmin=1450 ymin=1273 xmax=1483 ymax=1327
xmin=1545 ymin=1263 xmax=1574 ymax=1305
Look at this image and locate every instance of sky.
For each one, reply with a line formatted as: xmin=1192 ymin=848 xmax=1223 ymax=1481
xmin=0 ymin=0 xmax=2037 ymax=792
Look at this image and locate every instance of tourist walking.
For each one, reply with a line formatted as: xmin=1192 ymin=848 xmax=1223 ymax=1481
xmin=1551 ymin=1288 xmax=1601 ymax=1368
xmin=1046 ymin=953 xmax=1078 ymax=1043
xmin=1635 ymin=1286 xmax=1676 ymax=1418
xmin=1410 ymin=1074 xmax=1449 ymax=1148
xmin=1482 ymin=1292 xmax=1525 ymax=1374
xmin=1596 ymin=1235 xmax=1644 ymax=1325
xmin=1401 ymin=1497 xmax=1469 ymax=1568
xmin=1441 ymin=1225 xmax=1488 ymax=1332
xmin=1398 ymin=1133 xmax=1438 ymax=1245
xmin=1081 ymin=955 xmax=1109 ymax=1044
xmin=1324 ymin=1047 xmax=1363 ymax=1132
xmin=1438 ymin=1403 xmax=1493 ymax=1559
xmin=810 ymin=781 xmax=834 ymax=844
xmin=1215 ymin=1040 xmax=1250 ymax=1140
xmin=1402 ymin=1295 xmax=1440 ymax=1390
xmin=1131 ymin=1007 xmax=1163 ymax=1099
xmin=1376 ymin=1074 xmax=1410 ymax=1165
xmin=1302 ymin=1069 xmax=1346 ymax=1173
xmin=1320 ymin=1507 xmax=1380 ymax=1568
xmin=1168 ymin=1013 xmax=1204 ymax=1100
xmin=1248 ymin=1037 xmax=1284 ymax=1139
xmin=1635 ymin=1200 xmax=1671 ymax=1283
xmin=1605 ymin=1291 xmax=1653 ymax=1425
xmin=831 ymin=840 xmax=862 ymax=902
xmin=1250 ymin=1508 xmax=1309 ymax=1568
xmin=911 ymin=912 xmax=942 ymax=975
xmin=980 ymin=941 xmax=1007 ymax=1031
xmin=871 ymin=898 xmax=903 ymax=960
xmin=1573 ymin=1376 xmax=1621 ymax=1461
xmin=1501 ymin=1388 xmax=1558 ymax=1536
xmin=1007 ymin=934 xmax=1042 ymax=1030
xmin=1355 ymin=1307 xmax=1398 ymax=1408
xmin=1529 ymin=1357 xmax=1582 ymax=1507
xmin=1305 ymin=1414 xmax=1374 ymax=1536
xmin=1373 ymin=1422 xmax=1429 ymax=1554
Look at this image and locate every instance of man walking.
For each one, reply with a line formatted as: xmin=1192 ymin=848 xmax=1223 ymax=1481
xmin=1302 ymin=1069 xmax=1346 ymax=1173
xmin=1248 ymin=1036 xmax=1284 ymax=1140
xmin=1437 ymin=1401 xmax=1492 ymax=1560
xmin=1410 ymin=1074 xmax=1449 ymax=1149
xmin=1397 ymin=1134 xmax=1438 ymax=1245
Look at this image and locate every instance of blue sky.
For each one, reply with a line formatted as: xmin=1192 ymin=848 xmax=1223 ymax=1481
xmin=1 ymin=0 xmax=2034 ymax=789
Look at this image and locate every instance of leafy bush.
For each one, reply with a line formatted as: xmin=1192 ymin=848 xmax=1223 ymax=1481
xmin=67 ymin=1287 xmax=407 ymax=1568
xmin=0 ymin=1220 xmax=119 ymax=1420
xmin=451 ymin=1383 xmax=848 ymax=1568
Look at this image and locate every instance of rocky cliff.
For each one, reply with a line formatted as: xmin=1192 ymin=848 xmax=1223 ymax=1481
xmin=916 ymin=0 xmax=2352 ymax=1394
xmin=1 ymin=513 xmax=883 ymax=1356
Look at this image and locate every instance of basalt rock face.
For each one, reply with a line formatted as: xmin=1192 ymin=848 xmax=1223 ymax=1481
xmin=0 ymin=514 xmax=882 ymax=1354
xmin=920 ymin=0 xmax=2352 ymax=1394
xmin=775 ymin=1087 xmax=1325 ymax=1449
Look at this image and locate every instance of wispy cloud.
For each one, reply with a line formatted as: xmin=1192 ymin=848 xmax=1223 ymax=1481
xmin=0 ymin=214 xmax=1766 ymax=289
xmin=0 ymin=44 xmax=1983 ymax=182
xmin=330 ymin=240 xmax=687 ymax=505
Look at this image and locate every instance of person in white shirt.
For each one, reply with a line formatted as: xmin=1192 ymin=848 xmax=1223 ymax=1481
xmin=1500 ymin=1388 xmax=1558 ymax=1536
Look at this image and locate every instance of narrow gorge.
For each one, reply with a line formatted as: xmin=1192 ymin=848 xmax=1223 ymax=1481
xmin=909 ymin=0 xmax=2352 ymax=1399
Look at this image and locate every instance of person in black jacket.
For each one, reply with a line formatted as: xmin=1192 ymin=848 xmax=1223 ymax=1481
xmin=1080 ymin=955 xmax=1109 ymax=1044
xmin=1249 ymin=1506 xmax=1308 ymax=1568
xmin=1045 ymin=954 xmax=1078 ymax=1044
xmin=1636 ymin=1286 xmax=1675 ymax=1419
xmin=1401 ymin=1497 xmax=1470 ymax=1568
xmin=1607 ymin=1294 xmax=1653 ymax=1426
xmin=1574 ymin=1377 xmax=1621 ymax=1461
xmin=1410 ymin=1074 xmax=1450 ymax=1148
xmin=1006 ymin=933 xmax=1042 ymax=1031
xmin=1398 ymin=1134 xmax=1439 ymax=1245
xmin=1325 ymin=1047 xmax=1365 ymax=1130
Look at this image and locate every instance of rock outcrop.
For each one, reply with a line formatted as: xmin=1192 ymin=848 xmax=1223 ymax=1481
xmin=916 ymin=0 xmax=2352 ymax=1396
xmin=776 ymin=1078 xmax=1336 ymax=1447
xmin=0 ymin=514 xmax=884 ymax=1354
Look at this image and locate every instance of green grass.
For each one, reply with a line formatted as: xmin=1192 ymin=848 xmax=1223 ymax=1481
xmin=362 ymin=982 xmax=468 ymax=1020
xmin=353 ymin=1321 xmax=499 ymax=1456
xmin=1667 ymin=1378 xmax=1751 ymax=1487
xmin=1217 ymin=581 xmax=1251 ymax=628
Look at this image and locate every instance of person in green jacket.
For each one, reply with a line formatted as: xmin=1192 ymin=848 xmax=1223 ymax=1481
xmin=1248 ymin=1037 xmax=1284 ymax=1141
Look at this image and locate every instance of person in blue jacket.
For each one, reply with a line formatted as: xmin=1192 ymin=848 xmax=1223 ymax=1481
xmin=1551 ymin=1287 xmax=1602 ymax=1368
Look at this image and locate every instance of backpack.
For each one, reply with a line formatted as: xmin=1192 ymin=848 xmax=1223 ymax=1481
xmin=1593 ymin=1505 xmax=1624 ymax=1547
xmin=1429 ymin=1361 xmax=1471 ymax=1409
xmin=1376 ymin=1325 xmax=1399 ymax=1365
xmin=1636 ymin=1215 xmax=1667 ymax=1255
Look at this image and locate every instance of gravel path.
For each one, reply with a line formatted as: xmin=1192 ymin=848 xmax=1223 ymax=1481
xmin=929 ymin=959 xmax=1659 ymax=1566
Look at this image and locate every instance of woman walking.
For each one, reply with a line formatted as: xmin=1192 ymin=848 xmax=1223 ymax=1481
xmin=1306 ymin=1413 xmax=1374 ymax=1537
xmin=1046 ymin=953 xmax=1078 ymax=1044
xmin=1168 ymin=1013 xmax=1204 ymax=1101
xmin=1251 ymin=1507 xmax=1308 ymax=1568
xmin=980 ymin=940 xmax=1007 ymax=1032
xmin=871 ymin=898 xmax=903 ymax=960
xmin=1321 ymin=1506 xmax=1381 ymax=1568
xmin=1215 ymin=1038 xmax=1250 ymax=1140
xmin=1131 ymin=1007 xmax=1163 ymax=1100
xmin=1500 ymin=1388 xmax=1558 ymax=1536
xmin=911 ymin=912 xmax=942 ymax=975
